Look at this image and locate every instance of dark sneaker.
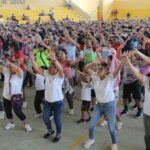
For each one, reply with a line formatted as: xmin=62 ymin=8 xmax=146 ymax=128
xmin=131 ymin=104 xmax=137 ymax=110
xmin=77 ymin=119 xmax=85 ymax=124
xmin=121 ymin=109 xmax=128 ymax=116
xmin=43 ymin=130 xmax=54 ymax=138
xmin=136 ymin=110 xmax=143 ymax=119
xmin=85 ymin=117 xmax=91 ymax=122
xmin=52 ymin=136 xmax=61 ymax=143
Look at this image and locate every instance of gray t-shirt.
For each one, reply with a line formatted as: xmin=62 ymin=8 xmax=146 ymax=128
xmin=122 ymin=65 xmax=139 ymax=84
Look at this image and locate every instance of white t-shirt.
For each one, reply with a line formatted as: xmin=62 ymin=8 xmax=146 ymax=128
xmin=35 ymin=74 xmax=45 ymax=91
xmin=3 ymin=67 xmax=11 ymax=100
xmin=81 ymin=81 xmax=91 ymax=101
xmin=62 ymin=43 xmax=76 ymax=61
xmin=44 ymin=71 xmax=64 ymax=103
xmin=92 ymin=73 xmax=115 ymax=103
xmin=10 ymin=72 xmax=23 ymax=95
xmin=143 ymin=76 xmax=150 ymax=116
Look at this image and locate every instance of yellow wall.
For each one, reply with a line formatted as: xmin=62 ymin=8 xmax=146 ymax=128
xmin=98 ymin=0 xmax=150 ymax=20
xmin=102 ymin=0 xmax=114 ymax=20
xmin=26 ymin=0 xmax=65 ymax=8
xmin=97 ymin=0 xmax=103 ymax=20
xmin=114 ymin=0 xmax=150 ymax=9
xmin=0 ymin=0 xmax=66 ymax=9
xmin=114 ymin=0 xmax=150 ymax=19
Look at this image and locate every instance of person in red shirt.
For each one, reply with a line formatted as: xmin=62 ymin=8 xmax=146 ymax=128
xmin=9 ymin=42 xmax=26 ymax=71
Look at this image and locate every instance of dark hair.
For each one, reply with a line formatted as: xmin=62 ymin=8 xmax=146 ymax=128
xmin=108 ymin=55 xmax=113 ymax=61
xmin=101 ymin=62 xmax=109 ymax=69
xmin=9 ymin=42 xmax=20 ymax=52
xmin=100 ymin=62 xmax=109 ymax=74
xmin=38 ymin=44 xmax=44 ymax=48
xmin=147 ymin=73 xmax=150 ymax=77
xmin=59 ymin=48 xmax=67 ymax=55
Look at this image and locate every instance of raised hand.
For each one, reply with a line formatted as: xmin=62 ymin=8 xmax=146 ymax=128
xmin=49 ymin=52 xmax=56 ymax=62
xmin=120 ymin=51 xmax=128 ymax=63
xmin=29 ymin=51 xmax=35 ymax=61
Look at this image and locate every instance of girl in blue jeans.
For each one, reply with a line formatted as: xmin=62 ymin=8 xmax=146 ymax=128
xmin=84 ymin=59 xmax=124 ymax=150
xmin=30 ymin=51 xmax=64 ymax=143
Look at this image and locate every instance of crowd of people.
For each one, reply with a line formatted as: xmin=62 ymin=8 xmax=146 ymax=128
xmin=0 ymin=18 xmax=149 ymax=150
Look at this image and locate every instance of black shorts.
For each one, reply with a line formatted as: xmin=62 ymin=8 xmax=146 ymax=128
xmin=81 ymin=100 xmax=91 ymax=111
xmin=123 ymin=80 xmax=141 ymax=100
xmin=91 ymin=89 xmax=96 ymax=98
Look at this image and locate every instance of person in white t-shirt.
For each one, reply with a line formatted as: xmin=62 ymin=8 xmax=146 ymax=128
xmin=83 ymin=59 xmax=123 ymax=150
xmin=61 ymin=30 xmax=80 ymax=61
xmin=77 ymin=71 xmax=92 ymax=123
xmin=0 ymin=61 xmax=32 ymax=132
xmin=32 ymin=70 xmax=45 ymax=117
xmin=124 ymin=52 xmax=150 ymax=150
xmin=30 ymin=51 xmax=64 ymax=143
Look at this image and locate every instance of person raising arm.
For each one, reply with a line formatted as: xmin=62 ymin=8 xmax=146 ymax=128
xmin=124 ymin=54 xmax=150 ymax=150
xmin=30 ymin=51 xmax=64 ymax=143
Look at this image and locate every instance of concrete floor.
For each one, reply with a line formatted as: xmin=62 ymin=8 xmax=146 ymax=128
xmin=0 ymin=86 xmax=145 ymax=150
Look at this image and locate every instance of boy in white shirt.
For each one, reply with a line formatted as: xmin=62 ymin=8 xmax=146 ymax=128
xmin=77 ymin=71 xmax=92 ymax=123
xmin=34 ymin=72 xmax=45 ymax=117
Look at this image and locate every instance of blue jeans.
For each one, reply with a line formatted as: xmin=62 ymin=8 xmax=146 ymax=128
xmin=43 ymin=100 xmax=64 ymax=136
xmin=89 ymin=101 xmax=117 ymax=144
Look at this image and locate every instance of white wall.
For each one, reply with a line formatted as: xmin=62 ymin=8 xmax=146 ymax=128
xmin=103 ymin=0 xmax=114 ymax=20
xmin=71 ymin=0 xmax=100 ymax=19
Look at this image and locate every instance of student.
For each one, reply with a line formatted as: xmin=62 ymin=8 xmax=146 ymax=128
xmin=0 ymin=60 xmax=32 ymax=132
xmin=121 ymin=52 xmax=142 ymax=118
xmin=30 ymin=51 xmax=64 ymax=143
xmin=77 ymin=71 xmax=92 ymax=123
xmin=58 ymin=48 xmax=81 ymax=115
xmin=9 ymin=42 xmax=28 ymax=108
xmin=100 ymin=54 xmax=123 ymax=130
xmin=124 ymin=53 xmax=150 ymax=150
xmin=34 ymin=71 xmax=45 ymax=117
xmin=83 ymin=59 xmax=123 ymax=150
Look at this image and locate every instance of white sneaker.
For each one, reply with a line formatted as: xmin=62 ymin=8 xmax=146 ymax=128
xmin=34 ymin=113 xmax=42 ymax=118
xmin=22 ymin=102 xmax=28 ymax=108
xmin=84 ymin=139 xmax=95 ymax=149
xmin=68 ymin=109 xmax=74 ymax=115
xmin=111 ymin=144 xmax=118 ymax=150
xmin=0 ymin=111 xmax=5 ymax=119
xmin=25 ymin=124 xmax=32 ymax=132
xmin=100 ymin=120 xmax=108 ymax=127
xmin=5 ymin=122 xmax=15 ymax=130
xmin=49 ymin=115 xmax=54 ymax=120
xmin=116 ymin=121 xmax=123 ymax=130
